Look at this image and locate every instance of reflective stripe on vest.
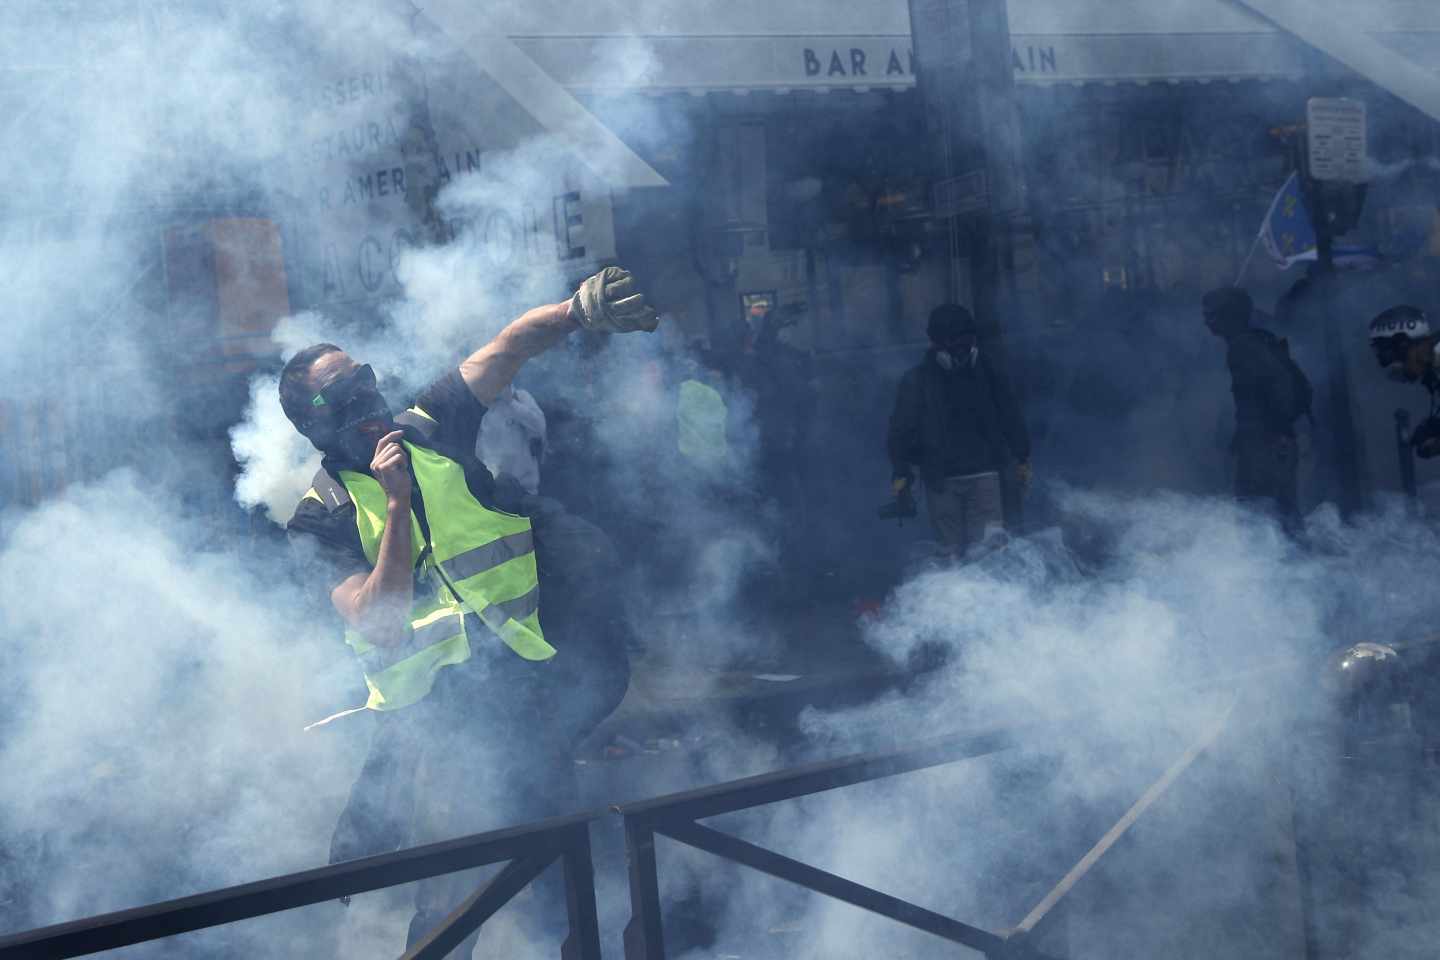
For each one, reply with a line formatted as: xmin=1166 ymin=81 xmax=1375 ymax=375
xmin=443 ymin=530 xmax=535 ymax=581
xmin=345 ymin=602 xmax=469 ymax=711
xmin=336 ymin=436 xmax=554 ymax=712
xmin=396 ymin=442 xmax=552 ymax=662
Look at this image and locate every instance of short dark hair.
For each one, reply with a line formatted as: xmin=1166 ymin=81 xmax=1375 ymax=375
xmin=927 ymin=304 xmax=976 ymax=344
xmin=278 ymin=343 xmax=343 ymax=428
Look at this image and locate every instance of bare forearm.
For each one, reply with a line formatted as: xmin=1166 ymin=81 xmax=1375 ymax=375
xmin=460 ymin=301 xmax=577 ymax=405
xmin=334 ymin=501 xmax=413 ymax=645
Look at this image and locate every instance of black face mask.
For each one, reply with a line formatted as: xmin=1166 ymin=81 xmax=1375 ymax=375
xmin=302 ymin=364 xmax=395 ymax=463
xmin=1372 ymin=335 xmax=1414 ymax=379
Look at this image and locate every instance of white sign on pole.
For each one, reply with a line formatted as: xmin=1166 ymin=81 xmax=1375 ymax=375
xmin=1307 ymin=97 xmax=1367 ymax=182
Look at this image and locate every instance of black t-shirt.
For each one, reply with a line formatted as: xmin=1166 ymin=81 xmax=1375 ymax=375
xmin=939 ymin=360 xmax=1002 ymax=477
xmin=286 ymin=370 xmax=490 ymax=594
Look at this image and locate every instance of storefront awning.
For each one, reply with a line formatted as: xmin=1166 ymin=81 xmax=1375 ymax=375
xmin=498 ymin=0 xmax=1440 ymax=93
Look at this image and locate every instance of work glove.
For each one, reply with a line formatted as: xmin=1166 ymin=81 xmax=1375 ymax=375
xmin=570 ymin=266 xmax=659 ymax=334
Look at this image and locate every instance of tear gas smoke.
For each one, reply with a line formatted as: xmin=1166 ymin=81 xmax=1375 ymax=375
xmin=1 ymin=2 xmax=769 ymax=953
xmin=232 ymin=373 xmax=324 ymax=524
xmin=8 ymin=1 xmax=1440 ymax=958
xmin=671 ymin=491 xmax=1440 ymax=959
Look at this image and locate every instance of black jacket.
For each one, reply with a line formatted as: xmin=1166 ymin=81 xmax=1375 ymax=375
xmin=1223 ymin=327 xmax=1301 ymax=437
xmin=888 ymin=349 xmax=1031 ymax=489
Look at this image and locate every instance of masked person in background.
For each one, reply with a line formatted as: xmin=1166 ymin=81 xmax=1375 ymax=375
xmin=887 ymin=304 xmax=1032 ymax=556
xmin=478 ymin=383 xmax=633 ymax=738
xmin=1202 ymin=287 xmax=1311 ymax=527
xmin=281 ymin=267 xmax=655 ymax=957
xmin=1369 ymin=305 xmax=1440 ymax=459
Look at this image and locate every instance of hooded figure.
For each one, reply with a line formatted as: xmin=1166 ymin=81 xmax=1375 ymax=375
xmin=887 ymin=304 xmax=1031 ymax=554
xmin=1202 ymin=286 xmax=1309 ymax=523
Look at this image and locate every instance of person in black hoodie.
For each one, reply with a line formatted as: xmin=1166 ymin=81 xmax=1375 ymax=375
xmin=1202 ymin=286 xmax=1309 ymax=524
xmin=888 ymin=304 xmax=1032 ymax=553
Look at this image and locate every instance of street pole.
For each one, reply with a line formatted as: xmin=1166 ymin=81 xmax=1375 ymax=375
xmin=1297 ymin=115 xmax=1366 ymax=518
xmin=907 ymin=0 xmax=1031 ymax=528
xmin=907 ymin=0 xmax=1027 ymax=335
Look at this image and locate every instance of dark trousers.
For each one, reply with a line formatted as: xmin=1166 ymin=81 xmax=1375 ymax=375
xmin=1233 ymin=428 xmax=1299 ymax=523
xmin=404 ymin=651 xmax=580 ymax=957
xmin=331 ymin=499 xmax=630 ymax=956
xmin=926 ymin=471 xmax=1004 ymax=553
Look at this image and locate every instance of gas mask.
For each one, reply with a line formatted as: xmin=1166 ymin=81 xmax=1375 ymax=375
xmin=302 ymin=363 xmax=395 ymax=464
xmin=935 ymin=344 xmax=978 ymax=371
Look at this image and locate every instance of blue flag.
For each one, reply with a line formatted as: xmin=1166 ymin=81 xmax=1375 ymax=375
xmin=1256 ymin=173 xmax=1381 ymax=271
xmin=1260 ymin=173 xmax=1318 ymax=268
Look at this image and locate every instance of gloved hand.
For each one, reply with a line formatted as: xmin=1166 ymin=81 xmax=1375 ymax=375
xmin=570 ymin=266 xmax=659 ymax=333
xmin=1016 ymin=460 xmax=1034 ymax=494
xmin=878 ymin=486 xmax=918 ymax=521
xmin=1413 ymin=416 xmax=1440 ymax=459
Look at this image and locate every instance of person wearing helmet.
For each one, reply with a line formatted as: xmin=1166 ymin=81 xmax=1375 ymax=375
xmin=1369 ymin=305 xmax=1440 ymax=458
xmin=1202 ymin=287 xmax=1311 ymax=524
xmin=887 ymin=304 xmax=1031 ymax=555
xmin=1369 ymin=305 xmax=1439 ymax=388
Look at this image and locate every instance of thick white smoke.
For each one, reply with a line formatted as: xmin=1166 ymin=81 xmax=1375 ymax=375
xmin=0 ymin=471 xmax=364 ymax=947
xmin=661 ymin=489 xmax=1440 ymax=959
xmin=10 ymin=2 xmax=1440 ymax=959
xmin=231 ymin=373 xmax=324 ymax=524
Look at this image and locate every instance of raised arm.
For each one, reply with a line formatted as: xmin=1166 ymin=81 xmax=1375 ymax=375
xmin=460 ymin=301 xmax=576 ymax=406
xmin=459 ymin=266 xmax=659 ymax=406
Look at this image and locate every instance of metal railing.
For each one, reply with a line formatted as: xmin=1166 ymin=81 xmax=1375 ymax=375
xmin=1396 ymin=407 xmax=1420 ymax=503
xmin=615 ymin=699 xmax=1243 ymax=960
xmin=615 ymin=725 xmax=1067 ymax=960
xmin=0 ymin=809 xmax=603 ymax=960
xmin=0 ymin=697 xmax=1251 ymax=960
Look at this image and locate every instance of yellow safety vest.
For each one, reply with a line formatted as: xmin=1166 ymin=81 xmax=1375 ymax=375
xmin=677 ymin=378 xmax=728 ymax=467
xmin=305 ymin=412 xmax=552 ymax=717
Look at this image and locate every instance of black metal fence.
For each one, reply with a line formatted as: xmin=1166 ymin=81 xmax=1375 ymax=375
xmin=614 ymin=726 xmax=1066 ymax=960
xmin=0 ymin=700 xmax=1253 ymax=960
xmin=0 ymin=810 xmax=603 ymax=960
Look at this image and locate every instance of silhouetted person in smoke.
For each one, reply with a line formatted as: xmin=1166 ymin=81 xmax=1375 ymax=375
xmin=1202 ymin=287 xmax=1311 ymax=524
xmin=731 ymin=300 xmax=817 ymax=596
xmin=888 ymin=304 xmax=1031 ymax=555
xmin=733 ymin=299 xmax=815 ymax=487
xmin=281 ymin=267 xmax=656 ymax=957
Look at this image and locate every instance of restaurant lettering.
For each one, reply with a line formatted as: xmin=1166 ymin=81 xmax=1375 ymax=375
xmin=802 ymin=44 xmax=1058 ymax=78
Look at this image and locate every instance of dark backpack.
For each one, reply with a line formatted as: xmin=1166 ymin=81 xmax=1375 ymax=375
xmin=1258 ymin=330 xmax=1313 ymax=426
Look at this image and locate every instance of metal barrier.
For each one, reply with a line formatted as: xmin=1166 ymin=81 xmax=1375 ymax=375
xmin=615 ymin=702 xmax=1242 ymax=960
xmin=0 ymin=697 xmax=1255 ymax=959
xmin=1396 ymin=407 xmax=1419 ymax=504
xmin=614 ymin=726 xmax=1069 ymax=960
xmin=0 ymin=810 xmax=603 ymax=960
